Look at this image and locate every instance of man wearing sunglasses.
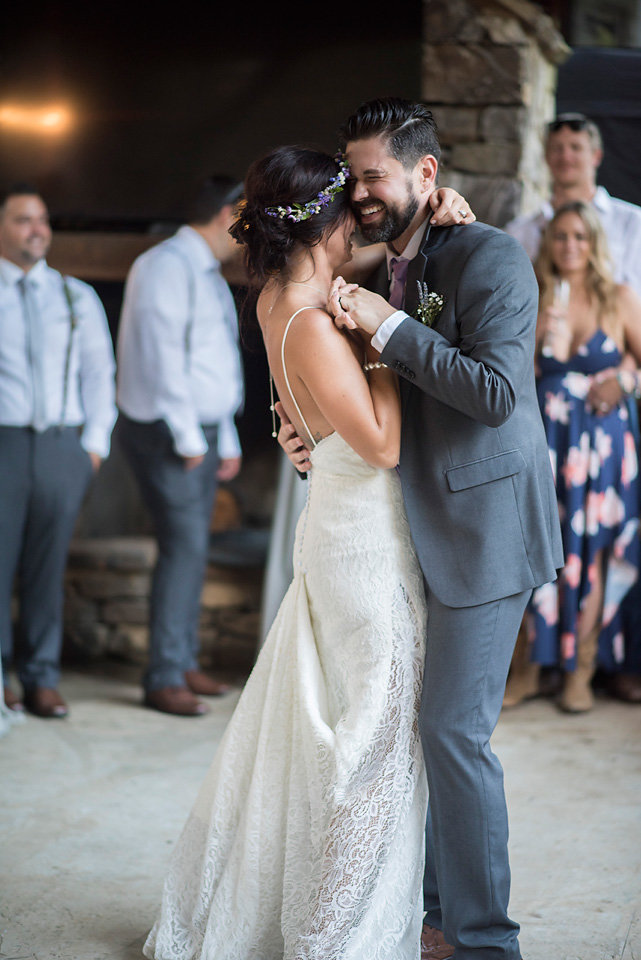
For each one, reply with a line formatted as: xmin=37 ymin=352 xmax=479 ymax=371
xmin=505 ymin=112 xmax=641 ymax=296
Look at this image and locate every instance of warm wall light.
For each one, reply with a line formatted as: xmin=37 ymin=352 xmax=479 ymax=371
xmin=0 ymin=104 xmax=73 ymax=134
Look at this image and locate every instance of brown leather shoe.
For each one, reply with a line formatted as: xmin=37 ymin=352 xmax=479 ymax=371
xmin=144 ymin=686 xmax=210 ymax=716
xmin=184 ymin=669 xmax=232 ymax=696
xmin=3 ymin=686 xmax=24 ymax=712
xmin=421 ymin=923 xmax=454 ymax=959
xmin=23 ymin=687 xmax=69 ymax=718
xmin=608 ymin=672 xmax=641 ymax=703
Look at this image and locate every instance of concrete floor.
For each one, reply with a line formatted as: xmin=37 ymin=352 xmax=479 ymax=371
xmin=1 ymin=660 xmax=639 ymax=960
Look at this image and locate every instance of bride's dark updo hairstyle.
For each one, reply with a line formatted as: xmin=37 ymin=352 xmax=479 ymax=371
xmin=230 ymin=146 xmax=352 ymax=285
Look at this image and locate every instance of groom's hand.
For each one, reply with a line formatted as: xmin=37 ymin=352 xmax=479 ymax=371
xmin=275 ymin=402 xmax=311 ymax=473
xmin=329 ymin=278 xmax=397 ymax=336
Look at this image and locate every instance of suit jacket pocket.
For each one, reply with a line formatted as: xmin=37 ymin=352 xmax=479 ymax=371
xmin=445 ymin=449 xmax=525 ymax=492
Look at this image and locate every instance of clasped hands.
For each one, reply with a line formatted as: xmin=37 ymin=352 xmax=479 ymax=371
xmin=328 ymin=278 xmax=396 ymax=334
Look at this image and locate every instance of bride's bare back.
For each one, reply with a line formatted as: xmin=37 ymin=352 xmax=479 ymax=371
xmin=258 ymin=285 xmax=401 ymax=469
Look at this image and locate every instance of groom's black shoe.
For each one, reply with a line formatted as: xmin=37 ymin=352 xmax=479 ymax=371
xmin=421 ymin=923 xmax=454 ymax=960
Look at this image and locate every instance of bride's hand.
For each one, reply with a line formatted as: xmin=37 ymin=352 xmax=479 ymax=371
xmin=429 ymin=188 xmax=476 ymax=226
xmin=328 ymin=276 xmax=360 ymax=330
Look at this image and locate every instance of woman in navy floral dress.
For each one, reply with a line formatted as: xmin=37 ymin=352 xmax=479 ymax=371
xmin=505 ymin=202 xmax=641 ymax=712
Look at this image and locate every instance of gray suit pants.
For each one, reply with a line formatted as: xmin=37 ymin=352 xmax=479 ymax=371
xmin=117 ymin=415 xmax=219 ymax=692
xmin=421 ymin=586 xmax=531 ymax=960
xmin=0 ymin=426 xmax=93 ymax=690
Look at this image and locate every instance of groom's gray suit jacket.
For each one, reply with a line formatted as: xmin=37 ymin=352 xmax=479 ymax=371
xmin=375 ymin=220 xmax=564 ymax=608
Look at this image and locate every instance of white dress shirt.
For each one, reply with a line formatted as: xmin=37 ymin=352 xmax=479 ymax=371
xmin=116 ymin=226 xmax=244 ymax=459
xmin=0 ymin=257 xmax=117 ymax=456
xmin=504 ymin=186 xmax=641 ymax=296
xmin=372 ymin=219 xmax=429 ymax=352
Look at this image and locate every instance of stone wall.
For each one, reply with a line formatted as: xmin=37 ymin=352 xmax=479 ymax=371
xmin=63 ymin=536 xmax=263 ymax=676
xmin=55 ymin=433 xmax=273 ymax=676
xmin=423 ymin=0 xmax=570 ymax=226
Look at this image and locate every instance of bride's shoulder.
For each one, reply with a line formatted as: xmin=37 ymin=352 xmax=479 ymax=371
xmin=291 ymin=304 xmax=334 ymax=325
xmin=285 ymin=305 xmax=337 ymax=344
xmin=282 ymin=307 xmax=356 ymax=368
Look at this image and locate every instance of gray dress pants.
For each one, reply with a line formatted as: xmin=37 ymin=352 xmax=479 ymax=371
xmin=421 ymin=586 xmax=531 ymax=960
xmin=0 ymin=426 xmax=93 ymax=690
xmin=117 ymin=415 xmax=219 ymax=692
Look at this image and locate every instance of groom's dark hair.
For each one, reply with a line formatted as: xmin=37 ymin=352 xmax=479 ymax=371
xmin=339 ymin=97 xmax=441 ymax=169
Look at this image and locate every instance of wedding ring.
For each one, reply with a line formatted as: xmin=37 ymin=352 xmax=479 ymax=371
xmin=460 ymin=210 xmax=468 ymax=218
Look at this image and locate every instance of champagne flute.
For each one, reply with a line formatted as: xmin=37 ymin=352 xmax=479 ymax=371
xmin=541 ymin=279 xmax=571 ymax=361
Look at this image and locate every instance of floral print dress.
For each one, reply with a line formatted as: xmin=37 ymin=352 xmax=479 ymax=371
xmin=531 ymin=328 xmax=640 ymax=671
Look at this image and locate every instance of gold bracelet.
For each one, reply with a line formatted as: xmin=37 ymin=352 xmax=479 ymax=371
xmin=363 ymin=361 xmax=387 ymax=371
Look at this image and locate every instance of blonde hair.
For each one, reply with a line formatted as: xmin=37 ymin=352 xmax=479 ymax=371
xmin=535 ymin=201 xmax=620 ymax=341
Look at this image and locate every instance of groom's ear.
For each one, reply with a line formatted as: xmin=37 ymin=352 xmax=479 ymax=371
xmin=417 ymin=155 xmax=439 ymax=194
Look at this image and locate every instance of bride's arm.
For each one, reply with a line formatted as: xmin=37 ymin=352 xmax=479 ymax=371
xmin=286 ymin=310 xmax=401 ymax=469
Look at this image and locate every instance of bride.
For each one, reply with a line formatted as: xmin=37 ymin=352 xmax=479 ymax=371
xmin=143 ymin=146 xmax=431 ymax=960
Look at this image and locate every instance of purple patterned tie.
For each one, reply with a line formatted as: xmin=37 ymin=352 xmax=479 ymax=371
xmin=389 ymin=256 xmax=409 ymax=309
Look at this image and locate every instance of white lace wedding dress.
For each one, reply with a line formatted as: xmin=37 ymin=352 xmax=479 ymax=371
xmin=143 ymin=310 xmax=428 ymax=960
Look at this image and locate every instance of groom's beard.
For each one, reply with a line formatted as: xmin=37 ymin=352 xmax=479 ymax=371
xmin=353 ymin=192 xmax=420 ymax=243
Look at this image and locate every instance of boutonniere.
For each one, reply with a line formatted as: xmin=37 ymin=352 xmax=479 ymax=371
xmin=414 ymin=280 xmax=444 ymax=327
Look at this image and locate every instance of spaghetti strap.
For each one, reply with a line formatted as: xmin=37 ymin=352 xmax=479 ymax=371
xmin=280 ymin=306 xmax=320 ymax=448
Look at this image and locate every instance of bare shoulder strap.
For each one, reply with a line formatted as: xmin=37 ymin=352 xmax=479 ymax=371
xmin=281 ymin=306 xmax=318 ymax=448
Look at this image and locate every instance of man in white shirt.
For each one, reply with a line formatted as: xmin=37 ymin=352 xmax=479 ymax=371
xmin=0 ymin=185 xmax=116 ymax=718
xmin=505 ymin=112 xmax=641 ymax=296
xmin=117 ymin=176 xmax=244 ymax=716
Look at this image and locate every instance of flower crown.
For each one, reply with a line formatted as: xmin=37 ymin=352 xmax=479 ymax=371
xmin=264 ymin=155 xmax=350 ymax=222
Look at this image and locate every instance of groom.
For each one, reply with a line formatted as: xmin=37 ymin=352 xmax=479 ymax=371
xmin=280 ymin=97 xmax=563 ymax=959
